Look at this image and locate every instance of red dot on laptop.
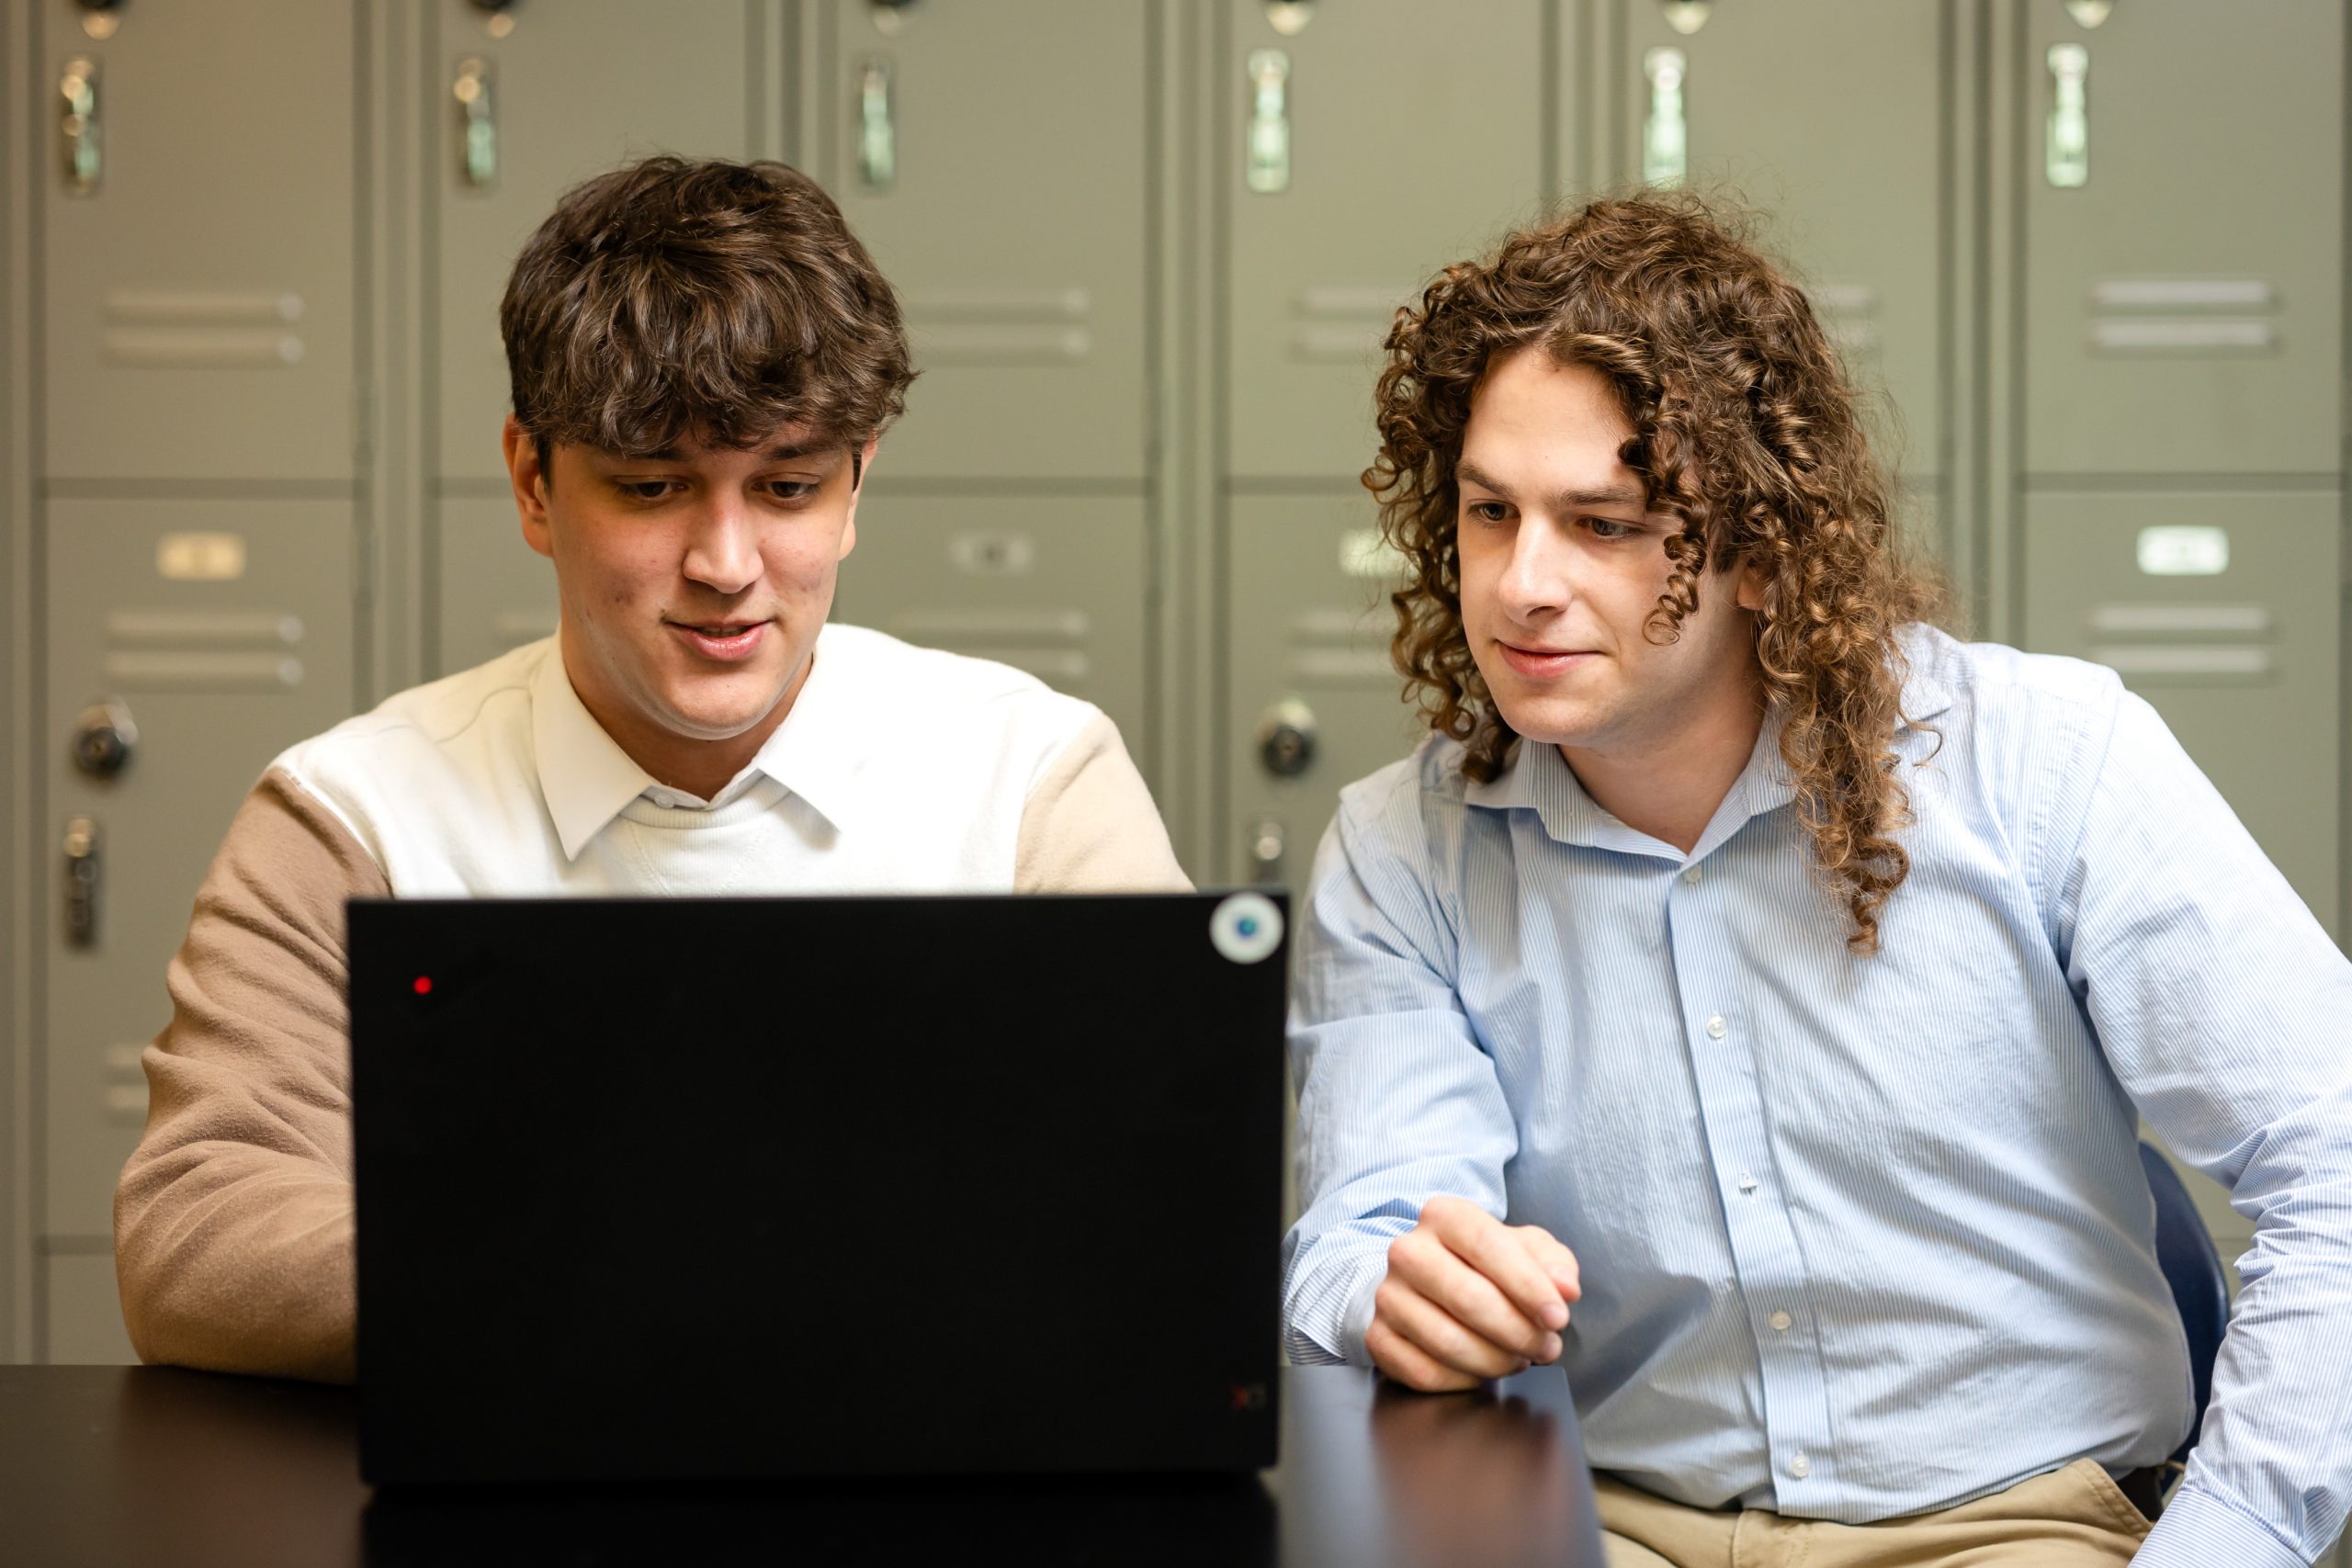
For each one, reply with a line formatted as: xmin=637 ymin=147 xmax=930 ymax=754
xmin=412 ymin=976 xmax=434 ymax=996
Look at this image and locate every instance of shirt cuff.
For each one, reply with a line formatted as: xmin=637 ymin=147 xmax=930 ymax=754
xmin=2132 ymin=1483 xmax=2312 ymax=1568
xmin=1340 ymin=1269 xmax=1385 ymax=1366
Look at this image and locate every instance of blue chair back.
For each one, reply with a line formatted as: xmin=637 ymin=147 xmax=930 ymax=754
xmin=2138 ymin=1141 xmax=2230 ymax=1467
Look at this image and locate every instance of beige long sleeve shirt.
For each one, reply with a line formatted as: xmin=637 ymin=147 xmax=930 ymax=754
xmin=115 ymin=626 xmax=1189 ymax=1382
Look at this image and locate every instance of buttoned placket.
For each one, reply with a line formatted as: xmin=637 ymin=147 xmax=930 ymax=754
xmin=1664 ymin=852 xmax=1838 ymax=1505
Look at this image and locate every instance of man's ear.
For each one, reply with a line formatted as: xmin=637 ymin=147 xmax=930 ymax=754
xmin=1734 ymin=554 xmax=1769 ymax=613
xmin=839 ymin=434 xmax=880 ymax=562
xmin=503 ymin=416 xmax=555 ymax=561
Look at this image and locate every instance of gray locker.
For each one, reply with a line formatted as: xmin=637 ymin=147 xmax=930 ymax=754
xmin=821 ymin=1 xmax=1149 ymax=482
xmin=429 ymin=0 xmax=759 ymax=484
xmin=427 ymin=0 xmax=762 ymax=673
xmin=2021 ymin=489 xmax=2340 ymax=935
xmin=40 ymin=0 xmax=356 ymax=482
xmin=41 ymin=1253 xmax=134 ymax=1365
xmin=2019 ymin=0 xmax=2343 ymax=476
xmin=1226 ymin=494 xmax=1424 ymax=889
xmin=1225 ymin=0 xmax=1548 ymax=482
xmin=843 ymin=492 xmax=1150 ymax=751
xmin=1615 ymin=0 xmax=1946 ymax=489
xmin=435 ymin=494 xmax=556 ymax=676
xmin=42 ymin=500 xmax=357 ymax=1240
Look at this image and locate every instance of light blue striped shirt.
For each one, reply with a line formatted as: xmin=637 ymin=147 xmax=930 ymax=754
xmin=1283 ymin=626 xmax=2352 ymax=1566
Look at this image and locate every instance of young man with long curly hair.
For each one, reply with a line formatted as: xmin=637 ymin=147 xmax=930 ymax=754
xmin=1283 ymin=194 xmax=2351 ymax=1567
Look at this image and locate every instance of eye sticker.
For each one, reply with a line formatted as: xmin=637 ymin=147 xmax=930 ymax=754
xmin=1209 ymin=892 xmax=1283 ymax=964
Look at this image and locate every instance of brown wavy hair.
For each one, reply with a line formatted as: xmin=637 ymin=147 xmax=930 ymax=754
xmin=1367 ymin=191 xmax=1945 ymax=953
xmin=502 ymin=157 xmax=915 ymax=471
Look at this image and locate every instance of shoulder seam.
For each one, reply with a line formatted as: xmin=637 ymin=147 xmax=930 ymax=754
xmin=265 ymin=765 xmax=388 ymax=878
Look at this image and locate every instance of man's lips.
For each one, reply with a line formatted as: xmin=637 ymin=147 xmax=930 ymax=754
xmin=1497 ymin=641 xmax=1597 ymax=679
xmin=668 ymin=620 xmax=769 ymax=661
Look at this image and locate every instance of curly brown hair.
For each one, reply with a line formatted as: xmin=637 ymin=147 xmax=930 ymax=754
xmin=1367 ymin=191 xmax=1945 ymax=953
xmin=502 ymin=156 xmax=915 ymax=471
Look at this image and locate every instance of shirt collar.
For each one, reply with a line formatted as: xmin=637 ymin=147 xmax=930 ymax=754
xmin=729 ymin=624 xmax=865 ymax=838
xmin=533 ymin=644 xmax=662 ymax=861
xmin=1462 ymin=633 xmax=1956 ymax=861
xmin=530 ymin=625 xmax=865 ymax=863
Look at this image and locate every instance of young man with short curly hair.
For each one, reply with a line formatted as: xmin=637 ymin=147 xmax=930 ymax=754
xmin=115 ymin=158 xmax=1184 ymax=1382
xmin=1283 ymin=194 xmax=2351 ymax=1566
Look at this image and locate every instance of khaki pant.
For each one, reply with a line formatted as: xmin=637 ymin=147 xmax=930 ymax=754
xmin=1599 ymin=1460 xmax=2154 ymax=1568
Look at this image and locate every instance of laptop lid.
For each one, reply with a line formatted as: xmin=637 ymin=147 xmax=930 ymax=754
xmin=350 ymin=891 xmax=1288 ymax=1486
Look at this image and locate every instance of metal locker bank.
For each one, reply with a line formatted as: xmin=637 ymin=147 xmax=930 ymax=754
xmin=0 ymin=20 xmax=2347 ymax=1562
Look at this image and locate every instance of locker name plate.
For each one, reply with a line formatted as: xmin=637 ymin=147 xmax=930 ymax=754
xmin=2135 ymin=525 xmax=2229 ymax=578
xmin=156 ymin=532 xmax=247 ymax=581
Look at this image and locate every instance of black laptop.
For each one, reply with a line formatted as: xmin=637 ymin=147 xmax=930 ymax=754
xmin=348 ymin=890 xmax=1288 ymax=1487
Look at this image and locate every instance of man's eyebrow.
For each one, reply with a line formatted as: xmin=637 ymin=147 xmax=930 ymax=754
xmin=1454 ymin=460 xmax=1648 ymax=511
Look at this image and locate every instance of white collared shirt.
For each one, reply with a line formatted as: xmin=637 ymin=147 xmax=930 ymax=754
xmin=272 ymin=623 xmax=1159 ymax=897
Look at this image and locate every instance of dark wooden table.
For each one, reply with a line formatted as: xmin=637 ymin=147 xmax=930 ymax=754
xmin=1 ymin=1363 xmax=1608 ymax=1567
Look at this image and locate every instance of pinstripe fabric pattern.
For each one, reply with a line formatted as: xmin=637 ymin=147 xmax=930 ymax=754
xmin=1283 ymin=626 xmax=2350 ymax=1567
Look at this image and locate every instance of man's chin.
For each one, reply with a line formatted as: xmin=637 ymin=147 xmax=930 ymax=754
xmin=1490 ymin=695 xmax=1602 ymax=753
xmin=650 ymin=681 xmax=794 ymax=744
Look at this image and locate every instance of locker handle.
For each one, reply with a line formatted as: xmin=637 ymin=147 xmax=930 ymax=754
xmin=63 ymin=817 xmax=101 ymax=949
xmin=60 ymin=55 xmax=100 ymax=196
xmin=1249 ymin=820 xmax=1286 ymax=881
xmin=857 ymin=58 xmax=896 ymax=191
xmin=2046 ymin=44 xmax=2089 ymax=188
xmin=1246 ymin=49 xmax=1291 ymax=194
xmin=454 ymin=57 xmax=497 ymax=189
xmin=1642 ymin=48 xmax=1687 ymax=187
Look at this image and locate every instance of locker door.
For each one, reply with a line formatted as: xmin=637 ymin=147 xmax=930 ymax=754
xmin=42 ymin=501 xmax=358 ymax=1242
xmin=842 ymin=492 xmax=1149 ymax=750
xmin=1226 ymin=0 xmax=1548 ymax=483
xmin=1227 ymin=496 xmax=1424 ymax=890
xmin=821 ymin=1 xmax=1148 ymax=482
xmin=1615 ymin=0 xmax=1946 ymax=491
xmin=2021 ymin=489 xmax=2340 ymax=935
xmin=430 ymin=0 xmax=758 ymax=674
xmin=39 ymin=0 xmax=356 ymax=482
xmin=2019 ymin=0 xmax=2343 ymax=476
xmin=1222 ymin=0 xmax=1547 ymax=886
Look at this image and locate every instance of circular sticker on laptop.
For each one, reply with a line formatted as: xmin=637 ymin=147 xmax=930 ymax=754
xmin=1209 ymin=892 xmax=1283 ymax=964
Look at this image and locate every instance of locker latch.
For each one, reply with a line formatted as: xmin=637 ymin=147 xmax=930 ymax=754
xmin=1246 ymin=51 xmax=1291 ymax=194
xmin=63 ymin=818 xmax=102 ymax=950
xmin=60 ymin=57 xmax=101 ymax=196
xmin=858 ymin=58 xmax=896 ymax=191
xmin=455 ymin=57 xmax=498 ymax=189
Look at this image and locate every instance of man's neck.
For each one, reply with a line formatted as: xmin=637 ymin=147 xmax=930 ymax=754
xmin=1558 ymin=680 xmax=1767 ymax=856
xmin=560 ymin=635 xmax=812 ymax=803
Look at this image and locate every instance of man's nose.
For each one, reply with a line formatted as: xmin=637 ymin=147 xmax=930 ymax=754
xmin=1498 ymin=519 xmax=1574 ymax=619
xmin=681 ymin=494 xmax=762 ymax=594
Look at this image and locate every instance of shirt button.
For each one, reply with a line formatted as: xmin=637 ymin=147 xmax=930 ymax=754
xmin=1736 ymin=1173 xmax=1758 ymax=1196
xmin=1705 ymin=1015 xmax=1727 ymax=1040
xmin=1680 ymin=864 xmax=1701 ymax=885
xmin=1789 ymin=1452 xmax=1812 ymax=1480
xmin=1770 ymin=1311 xmax=1792 ymax=1333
